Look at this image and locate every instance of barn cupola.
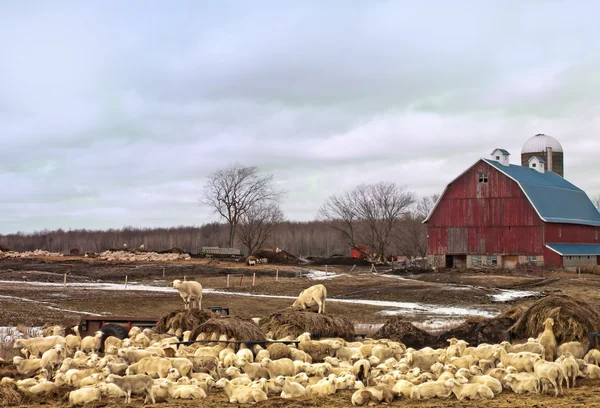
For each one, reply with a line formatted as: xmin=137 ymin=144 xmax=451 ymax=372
xmin=528 ymin=156 xmax=545 ymax=173
xmin=490 ymin=148 xmax=510 ymax=166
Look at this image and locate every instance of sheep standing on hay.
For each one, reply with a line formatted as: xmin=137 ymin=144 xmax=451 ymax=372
xmin=538 ymin=317 xmax=557 ymax=361
xmin=292 ymin=284 xmax=327 ymax=314
xmin=172 ymin=279 xmax=202 ymax=310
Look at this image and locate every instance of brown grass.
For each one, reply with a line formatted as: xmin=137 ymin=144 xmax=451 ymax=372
xmin=0 ymin=383 xmax=21 ymax=407
xmin=509 ymin=294 xmax=600 ymax=343
xmin=189 ymin=317 xmax=266 ymax=343
xmin=260 ymin=309 xmax=355 ymax=341
xmin=156 ymin=309 xmax=216 ymax=333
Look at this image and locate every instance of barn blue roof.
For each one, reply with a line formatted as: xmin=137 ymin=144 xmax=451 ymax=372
xmin=546 ymin=244 xmax=600 ymax=256
xmin=484 ymin=159 xmax=600 ymax=227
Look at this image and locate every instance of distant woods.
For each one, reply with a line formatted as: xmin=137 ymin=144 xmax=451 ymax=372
xmin=0 ymin=222 xmax=351 ymax=257
xmin=1 ymin=163 xmax=440 ymax=258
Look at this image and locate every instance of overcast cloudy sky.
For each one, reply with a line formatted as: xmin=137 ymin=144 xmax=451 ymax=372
xmin=2 ymin=1 xmax=600 ymax=234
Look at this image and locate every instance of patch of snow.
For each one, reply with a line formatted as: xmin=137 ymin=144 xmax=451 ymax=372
xmin=0 ymin=280 xmax=174 ymax=293
xmin=304 ymin=270 xmax=347 ymax=280
xmin=378 ymin=306 xmax=495 ymax=318
xmin=491 ymin=289 xmax=538 ymax=302
xmin=413 ymin=319 xmax=464 ymax=331
xmin=0 ymin=326 xmax=43 ymax=344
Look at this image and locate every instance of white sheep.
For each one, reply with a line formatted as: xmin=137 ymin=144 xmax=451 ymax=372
xmin=106 ymin=374 xmax=155 ymax=404
xmin=260 ymin=358 xmax=296 ymax=379
xmin=351 ymin=385 xmax=394 ymax=406
xmin=65 ymin=326 xmax=81 ymax=355
xmin=80 ymin=331 xmax=103 ymax=354
xmin=410 ymin=380 xmax=452 ymax=399
xmin=13 ymin=356 xmax=43 ymax=376
xmin=216 ymin=378 xmax=268 ymax=404
xmin=306 ymin=374 xmax=337 ymax=396
xmin=503 ymin=373 xmax=539 ymax=394
xmin=13 ymin=336 xmax=66 ymax=358
xmin=532 ymin=357 xmax=564 ymax=397
xmin=292 ymin=284 xmax=327 ymax=314
xmin=538 ymin=317 xmax=557 ymax=362
xmin=68 ymin=385 xmax=106 ymax=406
xmin=557 ymin=353 xmax=582 ymax=388
xmin=584 ymin=349 xmax=600 ymax=365
xmin=172 ymin=279 xmax=203 ymax=309
xmin=40 ymin=344 xmax=65 ymax=374
xmin=557 ymin=341 xmax=587 ymax=359
xmin=278 ymin=376 xmax=307 ymax=398
xmin=160 ymin=380 xmax=207 ymax=399
xmin=446 ymin=377 xmax=494 ymax=401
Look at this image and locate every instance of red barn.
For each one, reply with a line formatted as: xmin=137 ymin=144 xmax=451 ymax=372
xmin=424 ymin=142 xmax=600 ymax=270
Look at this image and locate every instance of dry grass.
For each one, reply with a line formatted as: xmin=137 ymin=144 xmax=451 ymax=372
xmin=156 ymin=309 xmax=216 ymax=333
xmin=0 ymin=383 xmax=21 ymax=407
xmin=260 ymin=309 xmax=355 ymax=341
xmin=510 ymin=294 xmax=600 ymax=343
xmin=189 ymin=317 xmax=266 ymax=343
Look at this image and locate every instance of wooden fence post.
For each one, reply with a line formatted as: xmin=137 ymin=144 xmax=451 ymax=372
xmin=63 ymin=273 xmax=67 ymax=288
xmin=325 ymin=265 xmax=328 ymax=276
xmin=276 ymin=269 xmax=279 ymax=281
xmin=162 ymin=267 xmax=165 ymax=278
xmin=125 ymin=275 xmax=128 ymax=289
xmin=252 ymin=273 xmax=256 ymax=287
xmin=227 ymin=274 xmax=230 ymax=288
xmin=240 ymin=274 xmax=244 ymax=287
xmin=184 ymin=275 xmax=187 ymax=281
xmin=350 ymin=264 xmax=356 ymax=273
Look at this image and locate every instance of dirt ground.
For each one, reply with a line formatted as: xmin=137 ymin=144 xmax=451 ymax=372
xmin=3 ymin=256 xmax=600 ymax=406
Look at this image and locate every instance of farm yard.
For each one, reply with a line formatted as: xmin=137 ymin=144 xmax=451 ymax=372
xmin=1 ymin=253 xmax=600 ymax=407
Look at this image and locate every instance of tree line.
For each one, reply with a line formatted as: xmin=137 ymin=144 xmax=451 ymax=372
xmin=0 ymin=164 xmax=441 ymax=259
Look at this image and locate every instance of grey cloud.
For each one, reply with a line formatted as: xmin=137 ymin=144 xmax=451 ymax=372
xmin=1 ymin=1 xmax=599 ymax=233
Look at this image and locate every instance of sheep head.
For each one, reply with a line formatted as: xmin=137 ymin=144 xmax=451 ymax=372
xmin=172 ymin=279 xmax=182 ymax=289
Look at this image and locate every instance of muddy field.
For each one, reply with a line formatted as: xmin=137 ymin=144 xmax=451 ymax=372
xmin=3 ymin=256 xmax=600 ymax=407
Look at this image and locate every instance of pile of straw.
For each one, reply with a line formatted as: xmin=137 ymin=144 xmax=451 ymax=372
xmin=260 ymin=309 xmax=355 ymax=341
xmin=509 ymin=295 xmax=600 ymax=343
xmin=189 ymin=317 xmax=266 ymax=343
xmin=0 ymin=384 xmax=21 ymax=407
xmin=156 ymin=309 xmax=216 ymax=333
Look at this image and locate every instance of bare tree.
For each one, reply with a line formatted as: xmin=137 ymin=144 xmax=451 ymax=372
xmin=415 ymin=194 xmax=440 ymax=219
xmin=395 ymin=214 xmax=428 ymax=258
xmin=593 ymin=194 xmax=600 ymax=213
xmin=202 ymin=164 xmax=283 ymax=247
xmin=319 ymin=182 xmax=415 ymax=261
xmin=238 ymin=203 xmax=284 ymax=255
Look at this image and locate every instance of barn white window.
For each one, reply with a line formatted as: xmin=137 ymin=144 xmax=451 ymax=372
xmin=487 ymin=255 xmax=498 ymax=266
xmin=471 ymin=255 xmax=482 ymax=267
xmin=532 ymin=163 xmax=537 ymax=168
xmin=526 ymin=256 xmax=537 ymax=263
xmin=558 ymin=228 xmax=562 ymax=238
xmin=496 ymin=156 xmax=500 ymax=160
xmin=478 ymin=173 xmax=489 ymax=183
xmin=596 ymin=231 xmax=598 ymax=240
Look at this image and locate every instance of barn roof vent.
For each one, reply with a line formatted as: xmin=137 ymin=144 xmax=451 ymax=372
xmin=490 ymin=148 xmax=510 ymax=166
xmin=528 ymin=156 xmax=545 ymax=173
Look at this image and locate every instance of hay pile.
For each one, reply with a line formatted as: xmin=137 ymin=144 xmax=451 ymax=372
xmin=190 ymin=317 xmax=266 ymax=343
xmin=0 ymin=384 xmax=21 ymax=407
xmin=375 ymin=306 xmax=526 ymax=349
xmin=509 ymin=295 xmax=600 ymax=343
xmin=156 ymin=309 xmax=216 ymax=333
xmin=260 ymin=309 xmax=355 ymax=341
xmin=373 ymin=317 xmax=435 ymax=349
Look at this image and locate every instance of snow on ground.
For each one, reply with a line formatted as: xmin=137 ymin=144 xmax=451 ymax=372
xmin=304 ymin=270 xmax=348 ymax=280
xmin=0 ymin=279 xmax=499 ymax=319
xmin=0 ymin=326 xmax=43 ymax=344
xmin=490 ymin=289 xmax=539 ymax=302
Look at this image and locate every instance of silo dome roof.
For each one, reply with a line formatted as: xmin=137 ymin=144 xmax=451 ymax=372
xmin=522 ymin=134 xmax=563 ymax=154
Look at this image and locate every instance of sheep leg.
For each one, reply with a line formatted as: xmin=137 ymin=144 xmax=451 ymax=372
xmin=198 ymin=297 xmax=202 ymax=310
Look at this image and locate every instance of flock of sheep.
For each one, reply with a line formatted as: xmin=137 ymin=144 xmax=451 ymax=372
xmin=3 ymin=282 xmax=600 ymax=406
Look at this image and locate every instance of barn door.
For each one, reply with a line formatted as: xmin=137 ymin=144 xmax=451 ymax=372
xmin=447 ymin=227 xmax=468 ymax=253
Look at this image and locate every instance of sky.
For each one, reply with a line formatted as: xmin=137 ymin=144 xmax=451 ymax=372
xmin=1 ymin=1 xmax=600 ymax=234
